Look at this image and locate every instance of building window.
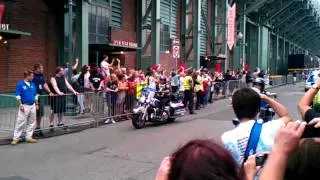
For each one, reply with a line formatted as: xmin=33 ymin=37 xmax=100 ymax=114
xmin=89 ymin=2 xmax=110 ymax=44
xmin=111 ymin=0 xmax=122 ymax=27
xmin=160 ymin=24 xmax=171 ymax=52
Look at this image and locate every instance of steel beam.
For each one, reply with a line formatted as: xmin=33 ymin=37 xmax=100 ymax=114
xmin=151 ymin=0 xmax=160 ymax=65
xmin=278 ymin=12 xmax=314 ymax=35
xmin=261 ymin=0 xmax=298 ymax=24
xmin=245 ymin=0 xmax=276 ymax=15
xmin=211 ymin=0 xmax=216 ymax=55
xmin=181 ymin=0 xmax=187 ymax=61
xmin=292 ymin=25 xmax=317 ymax=43
xmin=299 ymin=30 xmax=320 ymax=46
xmin=193 ymin=0 xmax=201 ymax=68
xmin=289 ymin=20 xmax=315 ymax=38
xmin=273 ymin=3 xmax=309 ymax=30
xmin=67 ymin=0 xmax=73 ymax=79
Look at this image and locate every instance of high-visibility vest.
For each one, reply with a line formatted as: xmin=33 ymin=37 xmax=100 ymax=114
xmin=136 ymin=81 xmax=147 ymax=99
xmin=184 ymin=76 xmax=193 ymax=90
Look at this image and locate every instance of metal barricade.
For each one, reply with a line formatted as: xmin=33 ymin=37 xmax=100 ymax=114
xmin=0 ymin=94 xmax=18 ymax=135
xmin=0 ymin=91 xmax=136 ymax=137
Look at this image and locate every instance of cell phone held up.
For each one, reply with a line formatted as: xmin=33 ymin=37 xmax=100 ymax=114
xmin=256 ymin=154 xmax=268 ymax=166
xmin=301 ymin=124 xmax=320 ymax=138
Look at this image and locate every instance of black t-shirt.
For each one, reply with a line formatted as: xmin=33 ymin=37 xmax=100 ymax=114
xmin=107 ymin=80 xmax=118 ymax=90
xmin=304 ymin=109 xmax=320 ymax=122
xmin=89 ymin=73 xmax=104 ymax=89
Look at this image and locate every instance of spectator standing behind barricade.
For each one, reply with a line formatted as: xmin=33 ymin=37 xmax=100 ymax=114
xmin=71 ymin=69 xmax=85 ymax=114
xmin=100 ymin=55 xmax=114 ymax=78
xmin=292 ymin=71 xmax=297 ymax=85
xmin=76 ymin=66 xmax=89 ymax=114
xmin=48 ymin=67 xmax=78 ymax=130
xmin=221 ymin=88 xmax=292 ymax=165
xmin=127 ymin=75 xmax=136 ymax=113
xmin=117 ymin=74 xmax=128 ymax=120
xmin=208 ymin=72 xmax=216 ymax=104
xmin=194 ymin=71 xmax=204 ymax=110
xmin=11 ymin=70 xmax=39 ymax=145
xmin=170 ymin=71 xmax=180 ymax=94
xmin=89 ymin=66 xmax=105 ymax=113
xmin=223 ymin=70 xmax=232 ymax=97
xmin=64 ymin=58 xmax=79 ymax=80
xmin=183 ymin=69 xmax=195 ymax=115
xmin=77 ymin=65 xmax=91 ymax=112
xmin=32 ymin=64 xmax=54 ymax=137
xmin=104 ymin=74 xmax=118 ymax=124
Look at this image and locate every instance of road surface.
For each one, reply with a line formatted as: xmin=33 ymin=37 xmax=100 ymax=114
xmin=0 ymin=83 xmax=305 ymax=180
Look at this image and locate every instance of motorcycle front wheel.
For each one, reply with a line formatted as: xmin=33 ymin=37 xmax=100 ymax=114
xmin=132 ymin=113 xmax=146 ymax=129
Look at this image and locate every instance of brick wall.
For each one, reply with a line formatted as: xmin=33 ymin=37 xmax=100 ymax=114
xmin=0 ymin=0 xmax=58 ymax=92
xmin=111 ymin=0 xmax=137 ymax=69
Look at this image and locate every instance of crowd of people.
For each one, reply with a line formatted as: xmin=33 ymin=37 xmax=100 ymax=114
xmin=12 ymin=55 xmax=254 ymax=144
xmin=155 ymin=76 xmax=320 ymax=180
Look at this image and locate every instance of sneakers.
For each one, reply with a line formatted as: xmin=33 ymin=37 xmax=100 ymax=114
xmin=104 ymin=118 xmax=116 ymax=124
xmin=11 ymin=138 xmax=38 ymax=145
xmin=26 ymin=138 xmax=38 ymax=144
xmin=111 ymin=119 xmax=116 ymax=124
xmin=11 ymin=139 xmax=19 ymax=145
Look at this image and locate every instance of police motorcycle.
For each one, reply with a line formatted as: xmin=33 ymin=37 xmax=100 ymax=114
xmin=132 ymin=77 xmax=185 ymax=129
xmin=232 ymin=78 xmax=277 ymax=126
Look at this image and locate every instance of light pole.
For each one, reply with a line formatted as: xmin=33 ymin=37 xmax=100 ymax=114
xmin=68 ymin=0 xmax=73 ymax=80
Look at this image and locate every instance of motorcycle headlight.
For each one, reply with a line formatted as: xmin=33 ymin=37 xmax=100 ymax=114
xmin=139 ymin=96 xmax=146 ymax=103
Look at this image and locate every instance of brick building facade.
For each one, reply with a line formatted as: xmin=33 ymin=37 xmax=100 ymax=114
xmin=0 ymin=0 xmax=59 ymax=92
xmin=0 ymin=0 xmax=223 ymax=92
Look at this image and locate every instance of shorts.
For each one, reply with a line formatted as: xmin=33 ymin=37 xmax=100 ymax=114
xmin=36 ymin=103 xmax=44 ymax=117
xmin=49 ymin=96 xmax=66 ymax=114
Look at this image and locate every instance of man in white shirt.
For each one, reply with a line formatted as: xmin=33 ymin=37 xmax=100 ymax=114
xmin=221 ymin=88 xmax=292 ymax=165
xmin=100 ymin=55 xmax=112 ymax=77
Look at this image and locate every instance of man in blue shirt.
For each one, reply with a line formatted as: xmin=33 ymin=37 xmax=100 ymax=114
xmin=32 ymin=64 xmax=53 ymax=137
xmin=12 ymin=70 xmax=39 ymax=145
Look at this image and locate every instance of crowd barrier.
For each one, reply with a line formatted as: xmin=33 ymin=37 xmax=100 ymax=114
xmin=0 ymin=75 xmax=303 ymax=138
xmin=0 ymin=91 xmax=135 ymax=136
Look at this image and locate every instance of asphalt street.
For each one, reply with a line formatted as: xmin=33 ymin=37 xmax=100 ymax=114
xmin=0 ymin=83 xmax=305 ymax=180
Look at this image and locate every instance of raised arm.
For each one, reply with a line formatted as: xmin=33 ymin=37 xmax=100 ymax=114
xmin=298 ymin=79 xmax=320 ymax=119
xmin=261 ymin=94 xmax=291 ymax=124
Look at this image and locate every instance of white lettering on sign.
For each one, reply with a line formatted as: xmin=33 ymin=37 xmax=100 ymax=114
xmin=227 ymin=3 xmax=236 ymax=50
xmin=112 ymin=40 xmax=138 ymax=48
xmin=0 ymin=23 xmax=9 ymax=30
xmin=172 ymin=39 xmax=180 ymax=59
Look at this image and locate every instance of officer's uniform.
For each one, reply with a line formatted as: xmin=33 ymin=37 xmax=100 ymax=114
xmin=183 ymin=75 xmax=194 ymax=113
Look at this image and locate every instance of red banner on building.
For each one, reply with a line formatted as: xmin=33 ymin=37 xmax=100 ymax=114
xmin=227 ymin=3 xmax=236 ymax=50
xmin=0 ymin=0 xmax=4 ymax=23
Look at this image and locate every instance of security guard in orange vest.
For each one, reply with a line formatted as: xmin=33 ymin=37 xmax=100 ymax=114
xmin=183 ymin=69 xmax=195 ymax=114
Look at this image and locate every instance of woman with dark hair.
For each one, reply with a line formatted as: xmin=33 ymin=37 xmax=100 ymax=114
xmin=78 ymin=65 xmax=90 ymax=113
xmin=156 ymin=139 xmax=244 ymax=180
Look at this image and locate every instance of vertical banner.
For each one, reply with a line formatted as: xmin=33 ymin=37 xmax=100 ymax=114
xmin=227 ymin=3 xmax=236 ymax=50
xmin=0 ymin=0 xmax=4 ymax=23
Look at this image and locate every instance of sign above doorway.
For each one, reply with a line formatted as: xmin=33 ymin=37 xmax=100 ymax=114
xmin=111 ymin=40 xmax=138 ymax=48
